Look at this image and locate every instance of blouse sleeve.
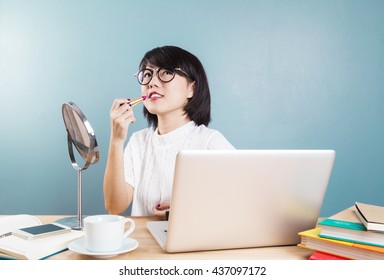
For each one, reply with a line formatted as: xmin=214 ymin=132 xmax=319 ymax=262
xmin=207 ymin=131 xmax=236 ymax=150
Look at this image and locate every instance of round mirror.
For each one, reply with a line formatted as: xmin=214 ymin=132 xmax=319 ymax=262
xmin=56 ymin=102 xmax=100 ymax=230
xmin=62 ymin=102 xmax=99 ymax=170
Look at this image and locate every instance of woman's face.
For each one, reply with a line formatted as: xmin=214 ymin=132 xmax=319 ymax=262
xmin=141 ymin=65 xmax=195 ymax=118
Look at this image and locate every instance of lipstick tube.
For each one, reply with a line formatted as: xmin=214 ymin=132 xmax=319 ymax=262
xmin=129 ymin=96 xmax=146 ymax=107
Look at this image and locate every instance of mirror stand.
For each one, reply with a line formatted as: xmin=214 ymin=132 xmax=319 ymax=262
xmin=55 ymin=168 xmax=84 ymax=230
xmin=75 ymin=168 xmax=84 ymax=230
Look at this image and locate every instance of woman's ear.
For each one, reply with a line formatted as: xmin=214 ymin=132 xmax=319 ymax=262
xmin=187 ymin=81 xmax=195 ymax=98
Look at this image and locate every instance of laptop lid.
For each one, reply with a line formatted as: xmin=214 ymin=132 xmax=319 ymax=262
xmin=160 ymin=150 xmax=335 ymax=253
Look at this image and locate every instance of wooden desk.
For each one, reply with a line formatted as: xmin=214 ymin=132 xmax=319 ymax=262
xmin=41 ymin=216 xmax=312 ymax=260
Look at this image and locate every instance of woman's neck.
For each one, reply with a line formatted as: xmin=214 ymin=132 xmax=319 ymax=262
xmin=157 ymin=113 xmax=191 ymax=135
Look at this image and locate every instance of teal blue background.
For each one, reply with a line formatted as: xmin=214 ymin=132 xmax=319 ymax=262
xmin=1 ymin=0 xmax=383 ymax=217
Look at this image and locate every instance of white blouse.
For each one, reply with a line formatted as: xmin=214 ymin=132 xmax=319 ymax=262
xmin=123 ymin=121 xmax=235 ymax=216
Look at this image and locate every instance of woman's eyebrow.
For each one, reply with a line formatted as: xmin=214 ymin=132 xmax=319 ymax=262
xmin=145 ymin=64 xmax=157 ymax=70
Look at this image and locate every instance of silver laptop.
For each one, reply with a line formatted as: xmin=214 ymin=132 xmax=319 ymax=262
xmin=147 ymin=149 xmax=335 ymax=253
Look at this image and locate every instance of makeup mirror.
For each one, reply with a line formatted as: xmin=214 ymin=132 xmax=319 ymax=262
xmin=55 ymin=102 xmax=100 ymax=230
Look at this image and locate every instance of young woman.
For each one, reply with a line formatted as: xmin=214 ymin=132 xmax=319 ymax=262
xmin=103 ymin=46 xmax=234 ymax=218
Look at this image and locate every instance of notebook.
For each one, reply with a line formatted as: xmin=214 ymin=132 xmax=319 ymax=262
xmin=147 ymin=149 xmax=335 ymax=253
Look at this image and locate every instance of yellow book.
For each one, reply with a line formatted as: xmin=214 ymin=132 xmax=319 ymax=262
xmin=298 ymin=227 xmax=384 ymax=260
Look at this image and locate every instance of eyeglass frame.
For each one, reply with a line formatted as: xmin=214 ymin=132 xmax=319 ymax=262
xmin=134 ymin=67 xmax=192 ymax=85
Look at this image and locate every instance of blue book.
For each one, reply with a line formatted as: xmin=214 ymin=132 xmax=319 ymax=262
xmin=318 ymin=206 xmax=384 ymax=248
xmin=0 ymin=215 xmax=83 ymax=259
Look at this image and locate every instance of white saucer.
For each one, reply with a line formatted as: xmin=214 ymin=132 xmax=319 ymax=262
xmin=68 ymin=237 xmax=139 ymax=259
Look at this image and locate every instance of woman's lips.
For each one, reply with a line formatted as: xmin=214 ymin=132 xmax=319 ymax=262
xmin=148 ymin=92 xmax=164 ymax=99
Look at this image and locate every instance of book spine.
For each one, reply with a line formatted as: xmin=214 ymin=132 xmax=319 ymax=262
xmin=319 ymin=219 xmax=365 ymax=231
xmin=309 ymin=251 xmax=347 ymax=260
xmin=318 ymin=233 xmax=384 ymax=248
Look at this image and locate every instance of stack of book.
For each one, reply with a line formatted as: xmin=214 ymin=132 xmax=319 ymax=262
xmin=298 ymin=202 xmax=384 ymax=260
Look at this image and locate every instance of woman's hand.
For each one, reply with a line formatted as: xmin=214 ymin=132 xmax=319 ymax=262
xmin=109 ymin=98 xmax=136 ymax=144
xmin=153 ymin=202 xmax=170 ymax=220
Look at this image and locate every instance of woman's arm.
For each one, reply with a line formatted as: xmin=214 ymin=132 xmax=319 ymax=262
xmin=103 ymin=99 xmax=136 ymax=214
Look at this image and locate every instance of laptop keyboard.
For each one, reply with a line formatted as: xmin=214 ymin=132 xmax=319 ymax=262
xmin=158 ymin=229 xmax=167 ymax=246
xmin=146 ymin=221 xmax=169 ymax=249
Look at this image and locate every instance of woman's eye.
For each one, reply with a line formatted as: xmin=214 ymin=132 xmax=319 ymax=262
xmin=161 ymin=69 xmax=174 ymax=76
xmin=143 ymin=71 xmax=152 ymax=78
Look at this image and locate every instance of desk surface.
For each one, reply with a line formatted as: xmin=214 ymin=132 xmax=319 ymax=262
xmin=42 ymin=215 xmax=312 ymax=260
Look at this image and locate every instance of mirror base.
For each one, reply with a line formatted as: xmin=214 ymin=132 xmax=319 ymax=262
xmin=54 ymin=216 xmax=86 ymax=230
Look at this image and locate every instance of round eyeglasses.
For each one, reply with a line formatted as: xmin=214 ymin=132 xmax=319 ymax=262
xmin=135 ymin=67 xmax=191 ymax=85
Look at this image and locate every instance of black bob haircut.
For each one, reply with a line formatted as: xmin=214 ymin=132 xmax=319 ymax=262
xmin=139 ymin=46 xmax=211 ymax=128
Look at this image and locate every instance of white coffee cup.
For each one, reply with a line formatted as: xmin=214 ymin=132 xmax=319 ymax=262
xmin=84 ymin=215 xmax=135 ymax=252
